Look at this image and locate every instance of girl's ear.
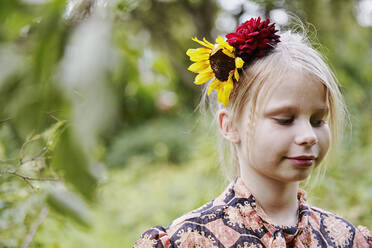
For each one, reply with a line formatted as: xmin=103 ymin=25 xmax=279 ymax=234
xmin=218 ymin=109 xmax=241 ymax=144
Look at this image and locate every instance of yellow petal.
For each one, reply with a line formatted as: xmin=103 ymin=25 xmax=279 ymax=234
xmin=200 ymin=66 xmax=213 ymax=74
xmin=203 ymin=37 xmax=214 ymax=48
xmin=217 ymin=86 xmax=228 ymax=105
xmin=207 ymin=78 xmax=221 ymax=95
xmin=234 ymin=69 xmax=239 ymax=81
xmin=217 ymin=87 xmax=224 ymax=103
xmin=192 ymin=37 xmax=214 ymax=49
xmin=216 ymin=36 xmax=234 ymax=52
xmin=188 ymin=61 xmax=210 ymax=73
xmin=215 ymin=36 xmax=225 ymax=44
xmin=223 ymin=83 xmax=233 ymax=106
xmin=235 ymin=57 xmax=244 ymax=68
xmin=216 ymin=74 xmax=234 ymax=106
xmin=186 ymin=48 xmax=211 ymax=62
xmin=220 ymin=79 xmax=233 ymax=106
xmin=221 ymin=48 xmax=234 ymax=58
xmin=194 ymin=72 xmax=214 ymax=85
xmin=186 ymin=48 xmax=210 ymax=57
xmin=188 ymin=54 xmax=209 ymax=62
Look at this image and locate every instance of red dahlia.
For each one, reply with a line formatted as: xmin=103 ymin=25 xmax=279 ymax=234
xmin=226 ymin=17 xmax=280 ymax=63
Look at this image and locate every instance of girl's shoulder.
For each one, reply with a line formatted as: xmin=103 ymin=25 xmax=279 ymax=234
xmin=134 ymin=197 xmax=228 ymax=248
xmin=306 ymin=205 xmax=372 ymax=246
xmin=134 ymin=225 xmax=171 ymax=248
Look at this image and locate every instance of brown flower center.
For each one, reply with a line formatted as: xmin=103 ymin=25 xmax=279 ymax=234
xmin=209 ymin=49 xmax=235 ymax=82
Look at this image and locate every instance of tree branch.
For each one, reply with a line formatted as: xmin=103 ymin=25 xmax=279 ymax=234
xmin=21 ymin=207 xmax=49 ymax=248
xmin=0 ymin=117 xmax=12 ymax=123
xmin=47 ymin=111 xmax=60 ymax=122
xmin=1 ymin=169 xmax=59 ymax=182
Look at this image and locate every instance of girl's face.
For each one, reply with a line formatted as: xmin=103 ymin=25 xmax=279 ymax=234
xmin=236 ymin=70 xmax=331 ymax=183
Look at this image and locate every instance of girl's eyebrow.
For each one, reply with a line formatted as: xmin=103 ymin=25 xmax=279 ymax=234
xmin=264 ymin=105 xmax=329 ymax=116
xmin=314 ymin=107 xmax=330 ymax=115
xmin=264 ymin=105 xmax=298 ymax=116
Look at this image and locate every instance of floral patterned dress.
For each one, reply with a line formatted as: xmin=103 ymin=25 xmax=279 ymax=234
xmin=134 ymin=177 xmax=372 ymax=247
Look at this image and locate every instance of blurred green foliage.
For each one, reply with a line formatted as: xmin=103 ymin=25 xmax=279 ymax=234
xmin=107 ymin=117 xmax=194 ymax=168
xmin=0 ymin=0 xmax=371 ymax=247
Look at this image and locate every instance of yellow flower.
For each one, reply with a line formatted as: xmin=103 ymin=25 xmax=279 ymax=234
xmin=208 ymin=72 xmax=234 ymax=107
xmin=186 ymin=36 xmax=244 ymax=106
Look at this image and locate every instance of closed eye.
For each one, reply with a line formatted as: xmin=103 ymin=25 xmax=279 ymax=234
xmin=311 ymin=119 xmax=326 ymax=127
xmin=274 ymin=118 xmax=294 ymax=125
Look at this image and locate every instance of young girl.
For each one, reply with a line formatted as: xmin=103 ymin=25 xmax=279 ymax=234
xmin=134 ymin=17 xmax=371 ymax=248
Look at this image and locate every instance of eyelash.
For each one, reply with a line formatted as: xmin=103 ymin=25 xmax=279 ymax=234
xmin=311 ymin=120 xmax=325 ymax=127
xmin=274 ymin=118 xmax=325 ymax=127
xmin=275 ymin=118 xmax=293 ymax=125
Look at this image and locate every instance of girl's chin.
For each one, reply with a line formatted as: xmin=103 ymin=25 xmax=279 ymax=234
xmin=272 ymin=168 xmax=314 ymax=183
xmin=286 ymin=170 xmax=313 ymax=182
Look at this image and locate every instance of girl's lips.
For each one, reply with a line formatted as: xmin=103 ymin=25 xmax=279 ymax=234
xmin=286 ymin=157 xmax=314 ymax=167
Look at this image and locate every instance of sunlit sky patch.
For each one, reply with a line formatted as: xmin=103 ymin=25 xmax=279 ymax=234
xmin=216 ymin=0 xmax=290 ymax=33
xmin=270 ymin=9 xmax=289 ymax=25
xmin=216 ymin=0 xmax=262 ymax=33
xmin=356 ymin=0 xmax=372 ymax=26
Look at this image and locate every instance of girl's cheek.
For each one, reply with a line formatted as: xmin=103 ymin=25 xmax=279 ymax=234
xmin=318 ymin=126 xmax=331 ymax=155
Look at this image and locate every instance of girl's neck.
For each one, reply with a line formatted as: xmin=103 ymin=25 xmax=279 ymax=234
xmin=240 ymin=167 xmax=299 ymax=227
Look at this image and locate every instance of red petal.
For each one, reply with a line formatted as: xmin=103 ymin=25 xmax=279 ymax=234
xmin=247 ymin=31 xmax=259 ymax=38
xmin=224 ymin=17 xmax=280 ymax=62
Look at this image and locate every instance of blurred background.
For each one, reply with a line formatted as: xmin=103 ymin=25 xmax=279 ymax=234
xmin=0 ymin=0 xmax=371 ymax=247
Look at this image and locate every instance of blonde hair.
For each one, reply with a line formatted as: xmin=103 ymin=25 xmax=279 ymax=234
xmin=199 ymin=29 xmax=348 ymax=181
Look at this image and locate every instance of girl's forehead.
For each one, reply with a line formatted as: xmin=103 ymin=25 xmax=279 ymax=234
xmin=257 ymin=70 xmax=329 ymax=112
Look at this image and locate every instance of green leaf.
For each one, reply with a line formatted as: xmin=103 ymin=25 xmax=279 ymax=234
xmin=51 ymin=127 xmax=97 ymax=201
xmin=41 ymin=120 xmax=67 ymax=151
xmin=47 ymin=189 xmax=92 ymax=227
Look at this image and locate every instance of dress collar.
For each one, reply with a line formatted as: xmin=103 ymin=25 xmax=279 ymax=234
xmin=231 ymin=177 xmax=311 ymax=243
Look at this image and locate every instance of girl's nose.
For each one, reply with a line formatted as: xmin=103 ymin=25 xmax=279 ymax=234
xmin=294 ymin=121 xmax=318 ymax=146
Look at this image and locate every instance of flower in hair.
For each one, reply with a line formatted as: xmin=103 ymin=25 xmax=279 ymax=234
xmin=226 ymin=17 xmax=280 ymax=62
xmin=186 ymin=17 xmax=279 ymax=107
xmin=186 ymin=36 xmax=244 ymax=106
